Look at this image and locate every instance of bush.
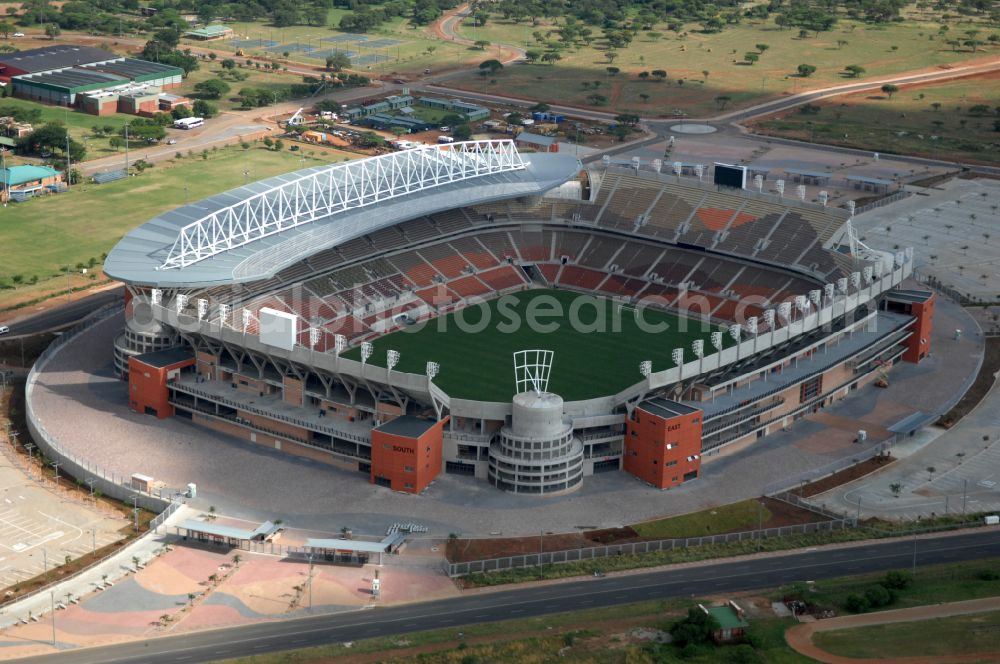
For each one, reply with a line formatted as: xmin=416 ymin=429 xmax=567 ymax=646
xmin=670 ymin=607 xmax=720 ymax=648
xmin=883 ymin=570 xmax=912 ymax=590
xmin=977 ymin=570 xmax=1000 ymax=581
xmin=864 ymin=584 xmax=896 ymax=608
xmin=726 ymin=644 xmax=764 ymax=663
xmin=680 ymin=643 xmax=700 ymax=659
xmin=844 ymin=593 xmax=870 ymax=613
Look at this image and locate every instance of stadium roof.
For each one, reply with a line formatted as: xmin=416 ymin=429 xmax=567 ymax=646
xmin=0 ymin=45 xmax=117 ymax=74
xmin=104 ymin=143 xmax=582 ymax=288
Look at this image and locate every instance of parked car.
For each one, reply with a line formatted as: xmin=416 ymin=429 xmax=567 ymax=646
xmin=12 ymin=32 xmax=24 ymax=38
xmin=439 ymin=126 xmax=451 ymax=133
xmin=167 ymin=139 xmax=177 ymax=145
xmin=0 ymin=326 xmax=10 ymax=336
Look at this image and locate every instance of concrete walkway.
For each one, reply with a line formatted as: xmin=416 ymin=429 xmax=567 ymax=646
xmin=785 ymin=596 xmax=1000 ymax=663
xmin=0 ymin=505 xmax=191 ymax=632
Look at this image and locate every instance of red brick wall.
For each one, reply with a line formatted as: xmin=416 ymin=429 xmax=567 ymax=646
xmin=903 ymin=294 xmax=935 ymax=363
xmin=128 ymin=355 xmax=195 ymax=418
xmin=623 ymin=406 xmax=703 ymax=489
xmin=370 ymin=417 xmax=448 ymax=493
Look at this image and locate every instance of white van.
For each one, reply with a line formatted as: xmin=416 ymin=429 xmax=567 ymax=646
xmin=0 ymin=325 xmax=10 ymax=335
xmin=437 ymin=135 xmax=454 ymax=144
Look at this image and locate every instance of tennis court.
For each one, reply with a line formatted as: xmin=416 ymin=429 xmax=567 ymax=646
xmin=321 ymin=33 xmax=369 ymax=43
xmin=265 ymin=42 xmax=317 ymax=53
xmin=229 ymin=39 xmax=278 ymax=49
xmin=305 ymin=49 xmax=357 ymax=60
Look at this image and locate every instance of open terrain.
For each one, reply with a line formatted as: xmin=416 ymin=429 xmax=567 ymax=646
xmin=444 ymin=10 xmax=999 ymax=116
xmin=750 ymin=71 xmax=1000 ymax=165
xmin=814 ymin=609 xmax=1000 ymax=659
xmin=343 ymin=288 xmax=727 ymax=401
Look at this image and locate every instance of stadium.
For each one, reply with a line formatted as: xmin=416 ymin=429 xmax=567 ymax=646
xmin=102 ymin=139 xmax=932 ymax=497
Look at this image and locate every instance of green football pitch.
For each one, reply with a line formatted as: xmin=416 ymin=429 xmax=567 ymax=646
xmin=344 ymin=289 xmax=728 ymax=402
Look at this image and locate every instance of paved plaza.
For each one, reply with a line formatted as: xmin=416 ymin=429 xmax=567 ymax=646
xmin=0 ymin=528 xmax=455 ymax=660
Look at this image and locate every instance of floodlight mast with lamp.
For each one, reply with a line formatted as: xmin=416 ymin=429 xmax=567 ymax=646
xmin=513 ymin=349 xmax=554 ymax=395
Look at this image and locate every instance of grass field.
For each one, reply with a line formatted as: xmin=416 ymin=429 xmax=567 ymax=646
xmin=342 ymin=289 xmax=725 ymax=401
xmin=175 ymin=61 xmax=309 ymax=113
xmin=183 ymin=12 xmax=490 ymax=77
xmin=633 ymin=499 xmax=773 ymax=539
xmin=751 ymin=71 xmax=1000 ymax=165
xmin=0 ymin=145 xmax=358 ymax=294
xmin=448 ymin=13 xmax=997 ymax=116
xmin=814 ymin=610 xmax=1000 ymax=659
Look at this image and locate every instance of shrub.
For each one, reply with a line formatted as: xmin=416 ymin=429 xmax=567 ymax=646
xmin=864 ymin=584 xmax=895 ymax=608
xmin=883 ymin=570 xmax=912 ymax=590
xmin=977 ymin=570 xmax=1000 ymax=581
xmin=844 ymin=593 xmax=870 ymax=613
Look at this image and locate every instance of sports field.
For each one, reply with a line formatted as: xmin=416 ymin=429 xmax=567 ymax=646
xmin=344 ymin=289 xmax=727 ymax=402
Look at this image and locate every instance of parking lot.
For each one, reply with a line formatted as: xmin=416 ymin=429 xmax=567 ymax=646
xmin=0 ymin=453 xmax=125 ymax=592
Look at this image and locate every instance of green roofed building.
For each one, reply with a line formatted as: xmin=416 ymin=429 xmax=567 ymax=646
xmin=703 ymin=603 xmax=750 ymax=644
xmin=184 ymin=25 xmax=234 ymax=40
xmin=1 ymin=164 xmax=63 ymax=203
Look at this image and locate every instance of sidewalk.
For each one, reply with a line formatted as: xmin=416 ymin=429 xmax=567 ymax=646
xmin=0 ymin=505 xmax=191 ymax=631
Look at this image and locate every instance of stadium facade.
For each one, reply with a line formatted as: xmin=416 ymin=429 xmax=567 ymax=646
xmin=104 ymin=141 xmax=933 ymax=495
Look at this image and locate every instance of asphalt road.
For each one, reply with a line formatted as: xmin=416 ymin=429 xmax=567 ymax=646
xmin=11 ymin=529 xmax=999 ymax=664
xmin=2 ymin=288 xmax=124 ymax=337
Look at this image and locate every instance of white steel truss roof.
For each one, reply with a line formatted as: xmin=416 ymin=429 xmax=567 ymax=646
xmin=158 ymin=140 xmax=527 ymax=270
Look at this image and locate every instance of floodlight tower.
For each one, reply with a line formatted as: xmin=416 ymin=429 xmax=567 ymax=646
xmin=241 ymin=308 xmax=252 ymax=333
xmin=775 ymin=179 xmax=785 ymax=198
xmin=692 ymin=339 xmax=704 ymax=373
xmin=360 ymin=342 xmax=373 ymax=368
xmin=639 ymin=360 xmax=652 ymax=378
xmin=426 ymin=361 xmax=440 ymax=382
xmin=386 ymin=349 xmax=400 ymax=384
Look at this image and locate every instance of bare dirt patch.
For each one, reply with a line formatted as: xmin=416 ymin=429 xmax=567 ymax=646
xmin=799 ymin=455 xmax=895 ymax=498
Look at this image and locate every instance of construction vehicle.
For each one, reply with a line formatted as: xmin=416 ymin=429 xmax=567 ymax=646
xmin=873 ymin=359 xmax=890 ymax=388
xmin=286 ymin=107 xmax=305 ymax=126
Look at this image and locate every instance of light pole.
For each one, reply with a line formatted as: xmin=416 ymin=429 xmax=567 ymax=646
xmin=307 ymin=554 xmax=314 ymax=610
xmin=757 ymin=500 xmax=764 ymax=551
xmin=539 ymin=530 xmax=543 ymax=579
xmin=50 ymin=590 xmax=56 ymax=646
xmin=123 ymin=122 xmax=130 ymax=175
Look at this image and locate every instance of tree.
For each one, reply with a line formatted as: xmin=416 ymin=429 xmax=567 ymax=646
xmin=474 ymin=39 xmax=489 ymax=50
xmin=881 ymin=84 xmax=899 ymax=99
xmin=194 ymin=79 xmax=230 ymax=99
xmin=586 ymin=93 xmax=607 ymax=106
xmin=541 ymin=51 xmax=561 ymax=65
xmin=610 ymin=124 xmax=631 ymax=141
xmin=323 ymin=52 xmax=351 ymax=73
xmin=0 ymin=20 xmax=12 ymax=38
xmin=192 ymin=100 xmax=217 ymax=118
xmin=479 ymin=59 xmax=503 ymax=75
xmin=452 ymin=124 xmax=472 ymax=141
xmin=108 ymin=136 xmax=123 ymax=151
xmin=525 ymin=49 xmax=542 ymax=63
xmin=845 ymin=64 xmax=866 ymax=78
xmin=797 ymin=64 xmax=817 ymax=77
xmin=606 ymin=66 xmax=620 ymax=76
xmin=651 ymin=69 xmax=667 ymax=81
xmin=670 ymin=607 xmax=720 ymax=648
xmin=221 ymin=58 xmax=237 ymax=70
xmin=18 ymin=123 xmax=86 ymax=161
xmin=889 ymin=482 xmax=902 ymax=497
xmin=837 ymin=39 xmax=848 ymax=49
xmin=756 ymin=43 xmax=770 ymax=53
xmin=715 ymin=95 xmax=732 ymax=110
xmin=744 ymin=52 xmax=759 ymax=65
xmin=927 ymin=466 xmax=936 ymax=481
xmin=604 ymin=50 xmax=619 ymax=64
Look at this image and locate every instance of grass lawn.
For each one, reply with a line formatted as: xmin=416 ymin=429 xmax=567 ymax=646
xmin=750 ymin=71 xmax=1000 ymax=165
xmin=814 ymin=610 xmax=1000 ymax=659
xmin=0 ymin=97 xmax=135 ymax=162
xmin=176 ymin=61 xmax=310 ymax=113
xmin=633 ymin=499 xmax=772 ymax=539
xmin=0 ymin=145 xmax=359 ymax=294
xmin=448 ymin=13 xmax=997 ymax=116
xmin=342 ymin=289 xmax=726 ymax=401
